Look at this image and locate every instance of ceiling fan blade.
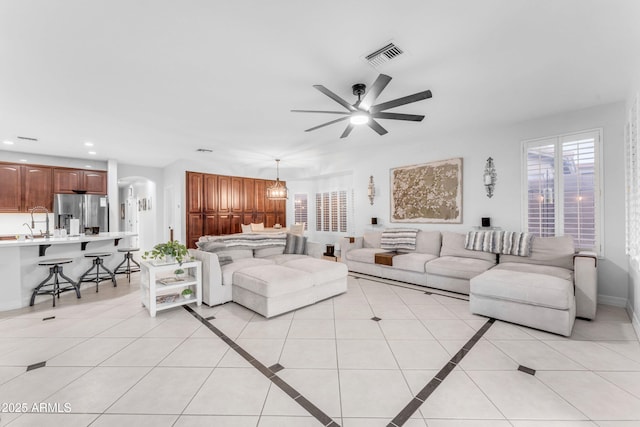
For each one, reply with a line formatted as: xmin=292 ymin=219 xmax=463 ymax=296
xmin=291 ymin=109 xmax=350 ymax=115
xmin=313 ymin=85 xmax=357 ymax=112
xmin=359 ymin=74 xmax=392 ymax=111
xmin=368 ymin=119 xmax=388 ymax=136
xmin=340 ymin=123 xmax=355 ymax=138
xmin=371 ymin=112 xmax=425 ymax=122
xmin=304 ymin=116 xmax=349 ymax=132
xmin=370 ymin=90 xmax=433 ymax=113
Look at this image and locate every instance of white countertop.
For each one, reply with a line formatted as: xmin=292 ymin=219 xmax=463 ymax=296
xmin=0 ymin=232 xmax=137 ymax=248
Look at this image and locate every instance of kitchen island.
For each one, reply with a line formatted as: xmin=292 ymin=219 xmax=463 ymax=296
xmin=0 ymin=232 xmax=137 ymax=310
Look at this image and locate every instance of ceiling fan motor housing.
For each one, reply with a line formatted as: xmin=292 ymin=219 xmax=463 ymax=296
xmin=352 ymin=83 xmax=366 ymax=97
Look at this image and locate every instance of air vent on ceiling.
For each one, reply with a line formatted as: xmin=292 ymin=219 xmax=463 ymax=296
xmin=365 ymin=42 xmax=404 ymax=67
xmin=17 ymin=136 xmax=38 ymax=142
xmin=196 ymin=148 xmax=213 ymax=153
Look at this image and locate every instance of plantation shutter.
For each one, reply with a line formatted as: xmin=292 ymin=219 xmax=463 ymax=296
xmin=526 ymin=141 xmax=556 ymax=237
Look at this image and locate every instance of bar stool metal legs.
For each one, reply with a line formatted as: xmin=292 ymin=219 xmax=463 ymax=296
xmin=114 ymin=248 xmax=141 ymax=283
xmin=79 ymin=252 xmax=117 ymax=292
xmin=30 ymin=258 xmax=81 ymax=307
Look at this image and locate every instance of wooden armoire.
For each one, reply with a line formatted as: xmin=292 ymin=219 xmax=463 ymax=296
xmin=186 ymin=171 xmax=287 ymax=248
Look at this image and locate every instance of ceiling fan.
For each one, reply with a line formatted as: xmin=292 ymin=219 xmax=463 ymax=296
xmin=292 ymin=73 xmax=432 ymax=138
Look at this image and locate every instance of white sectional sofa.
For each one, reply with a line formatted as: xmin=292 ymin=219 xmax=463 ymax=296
xmin=340 ymin=230 xmax=496 ymax=294
xmin=340 ymin=229 xmax=598 ymax=336
xmin=189 ymin=233 xmax=348 ymax=318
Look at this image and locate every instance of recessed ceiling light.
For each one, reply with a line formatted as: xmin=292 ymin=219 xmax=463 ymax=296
xmin=19 ymin=159 xmax=27 ymax=162
xmin=84 ymin=142 xmax=94 ymax=147
xmin=88 ymin=151 xmax=96 ymax=155
xmin=3 ymin=140 xmax=14 ymax=145
xmin=85 ymin=165 xmax=93 ymax=168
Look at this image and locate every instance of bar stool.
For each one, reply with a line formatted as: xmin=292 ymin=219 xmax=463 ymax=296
xmin=79 ymin=252 xmax=117 ymax=292
xmin=114 ymin=247 xmax=141 ymax=282
xmin=30 ymin=258 xmax=81 ymax=307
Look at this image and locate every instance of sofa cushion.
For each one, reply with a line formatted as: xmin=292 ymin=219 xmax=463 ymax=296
xmin=471 ymin=269 xmax=573 ymax=310
xmin=363 ymin=232 xmax=382 ymax=248
xmin=281 ymin=258 xmax=348 ymax=285
xmin=413 ymin=231 xmax=442 ymax=256
xmin=392 ymin=253 xmax=438 ymax=273
xmin=440 ymin=231 xmax=497 ymax=263
xmin=233 ymin=264 xmax=314 ymax=298
xmin=426 ymin=256 xmax=495 ymax=280
xmin=500 ymin=235 xmax=575 ymax=270
xmin=254 ymin=246 xmax=285 ymax=258
xmin=250 ymin=222 xmax=265 ymax=232
xmin=221 ymin=258 xmax=274 ymax=286
xmin=266 ymin=254 xmax=309 ymax=264
xmin=494 ymin=262 xmax=573 ymax=282
xmin=346 ymin=247 xmax=389 ymax=263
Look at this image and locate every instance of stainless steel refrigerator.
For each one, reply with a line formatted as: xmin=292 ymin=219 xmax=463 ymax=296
xmin=54 ymin=194 xmax=109 ymax=235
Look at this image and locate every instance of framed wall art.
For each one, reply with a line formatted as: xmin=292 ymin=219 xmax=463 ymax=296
xmin=390 ymin=157 xmax=463 ymax=223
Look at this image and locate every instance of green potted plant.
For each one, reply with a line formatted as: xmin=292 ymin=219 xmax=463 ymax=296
xmin=142 ymin=240 xmax=191 ymax=265
xmin=174 ymin=268 xmax=185 ymax=279
xmin=181 ymin=288 xmax=194 ymax=299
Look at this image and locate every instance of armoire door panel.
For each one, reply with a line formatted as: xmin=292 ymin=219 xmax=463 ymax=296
xmin=203 ymin=175 xmax=218 ymax=213
xmin=242 ymin=178 xmax=255 ymax=212
xmin=254 ymin=180 xmax=266 ymax=212
xmin=231 ymin=177 xmax=242 ymax=213
xmin=218 ymin=214 xmax=231 ymax=235
xmin=265 ymin=213 xmax=276 ymax=228
xmin=218 ymin=175 xmax=231 ymax=213
xmin=186 ymin=172 xmax=203 ymax=213
xmin=203 ymin=214 xmax=218 ymax=236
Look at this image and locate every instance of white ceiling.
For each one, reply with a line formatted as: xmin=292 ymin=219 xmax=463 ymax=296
xmin=1 ymin=0 xmax=639 ymax=172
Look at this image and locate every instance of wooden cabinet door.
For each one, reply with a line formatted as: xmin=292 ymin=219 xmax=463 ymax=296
xmin=218 ymin=175 xmax=231 ymax=213
xmin=203 ymin=214 xmax=218 ymax=236
xmin=253 ymin=212 xmax=265 ymax=225
xmin=0 ymin=164 xmax=22 ymax=212
xmin=24 ymin=165 xmax=53 ymax=211
xmin=254 ymin=179 xmax=266 ymax=213
xmin=274 ymin=199 xmax=286 ymax=226
xmin=242 ymin=213 xmax=254 ymax=225
xmin=217 ymin=214 xmax=231 ymax=235
xmin=53 ymin=168 xmax=82 ymax=193
xmin=187 ymin=213 xmax=203 ymax=249
xmin=230 ymin=214 xmax=242 ymax=234
xmin=265 ymin=180 xmax=276 ymax=213
xmin=231 ymin=177 xmax=242 ymax=213
xmin=242 ymin=178 xmax=255 ymax=212
xmin=203 ymin=174 xmax=217 ymax=213
xmin=186 ymin=172 xmax=203 ymax=213
xmin=83 ymin=170 xmax=107 ymax=194
xmin=265 ymin=213 xmax=277 ymax=228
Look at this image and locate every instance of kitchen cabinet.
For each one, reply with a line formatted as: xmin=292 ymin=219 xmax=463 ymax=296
xmin=0 ymin=164 xmax=22 ymax=212
xmin=53 ymin=168 xmax=107 ymax=194
xmin=0 ymin=163 xmax=53 ymax=213
xmin=23 ymin=165 xmax=53 ymax=211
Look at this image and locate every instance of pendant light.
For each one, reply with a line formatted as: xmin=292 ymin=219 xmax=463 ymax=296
xmin=266 ymin=159 xmax=288 ymax=200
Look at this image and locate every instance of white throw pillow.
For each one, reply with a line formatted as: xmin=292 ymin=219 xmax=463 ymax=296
xmin=250 ymin=222 xmax=265 ymax=232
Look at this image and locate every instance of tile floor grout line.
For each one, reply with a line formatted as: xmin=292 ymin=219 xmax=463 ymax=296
xmin=183 ymin=305 xmax=341 ymax=427
xmin=386 ymin=317 xmax=496 ymax=427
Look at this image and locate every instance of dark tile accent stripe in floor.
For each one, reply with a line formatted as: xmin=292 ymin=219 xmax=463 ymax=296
xmin=518 ymin=365 xmax=536 ymax=376
xmin=42 ymin=316 xmax=55 ymax=321
xmin=349 ymin=272 xmax=470 ymax=301
xmin=184 ymin=305 xmax=340 ymax=427
xmin=26 ymin=361 xmax=46 ymax=372
xmin=387 ymin=318 xmax=496 ymax=427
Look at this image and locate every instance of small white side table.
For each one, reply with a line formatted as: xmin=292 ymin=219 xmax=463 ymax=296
xmin=140 ymin=260 xmax=202 ymax=317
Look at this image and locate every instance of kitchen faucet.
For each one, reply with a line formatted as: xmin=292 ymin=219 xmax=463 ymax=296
xmin=30 ymin=206 xmax=51 ymax=237
xmin=23 ymin=223 xmax=34 ymax=239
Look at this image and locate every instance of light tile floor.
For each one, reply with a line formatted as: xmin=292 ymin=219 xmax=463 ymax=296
xmin=0 ymin=273 xmax=638 ymax=426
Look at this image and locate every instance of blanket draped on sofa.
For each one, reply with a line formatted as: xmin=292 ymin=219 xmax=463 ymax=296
xmin=380 ymin=228 xmax=419 ymax=251
xmin=465 ymin=230 xmax=533 ymax=256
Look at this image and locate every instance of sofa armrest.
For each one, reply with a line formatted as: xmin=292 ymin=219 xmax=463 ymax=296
xmin=189 ymin=249 xmax=224 ymax=306
xmin=339 ymin=237 xmax=363 ymax=254
xmin=305 ymin=241 xmax=323 ymax=258
xmin=574 ymin=251 xmax=597 ymax=319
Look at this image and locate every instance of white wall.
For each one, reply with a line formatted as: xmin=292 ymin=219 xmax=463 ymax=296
xmin=626 ymin=78 xmax=640 ymax=334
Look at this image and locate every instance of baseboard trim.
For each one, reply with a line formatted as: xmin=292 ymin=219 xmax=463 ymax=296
xmin=627 ymin=300 xmax=640 ymax=340
xmin=598 ymin=294 xmax=628 ymax=307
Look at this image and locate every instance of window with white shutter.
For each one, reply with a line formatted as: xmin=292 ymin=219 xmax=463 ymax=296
xmin=294 ymin=194 xmax=308 ymax=230
xmin=523 ymin=129 xmax=602 ymax=254
xmin=315 ymin=190 xmax=349 ymax=232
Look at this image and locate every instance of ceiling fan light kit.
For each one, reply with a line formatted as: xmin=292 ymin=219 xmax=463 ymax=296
xmin=292 ymin=73 xmax=432 ymax=138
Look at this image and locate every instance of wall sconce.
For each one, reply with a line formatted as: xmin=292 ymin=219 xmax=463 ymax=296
xmin=483 ymin=157 xmax=497 ymax=198
xmin=368 ymin=175 xmax=375 ymax=205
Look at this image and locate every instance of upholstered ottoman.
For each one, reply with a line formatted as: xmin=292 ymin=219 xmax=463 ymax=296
xmin=232 ymin=264 xmax=315 ymax=318
xmin=281 ymin=258 xmax=348 ymax=301
xmin=470 ymin=268 xmax=576 ymax=336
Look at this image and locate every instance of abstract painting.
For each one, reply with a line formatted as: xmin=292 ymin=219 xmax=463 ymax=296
xmin=390 ymin=157 xmax=463 ymax=223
